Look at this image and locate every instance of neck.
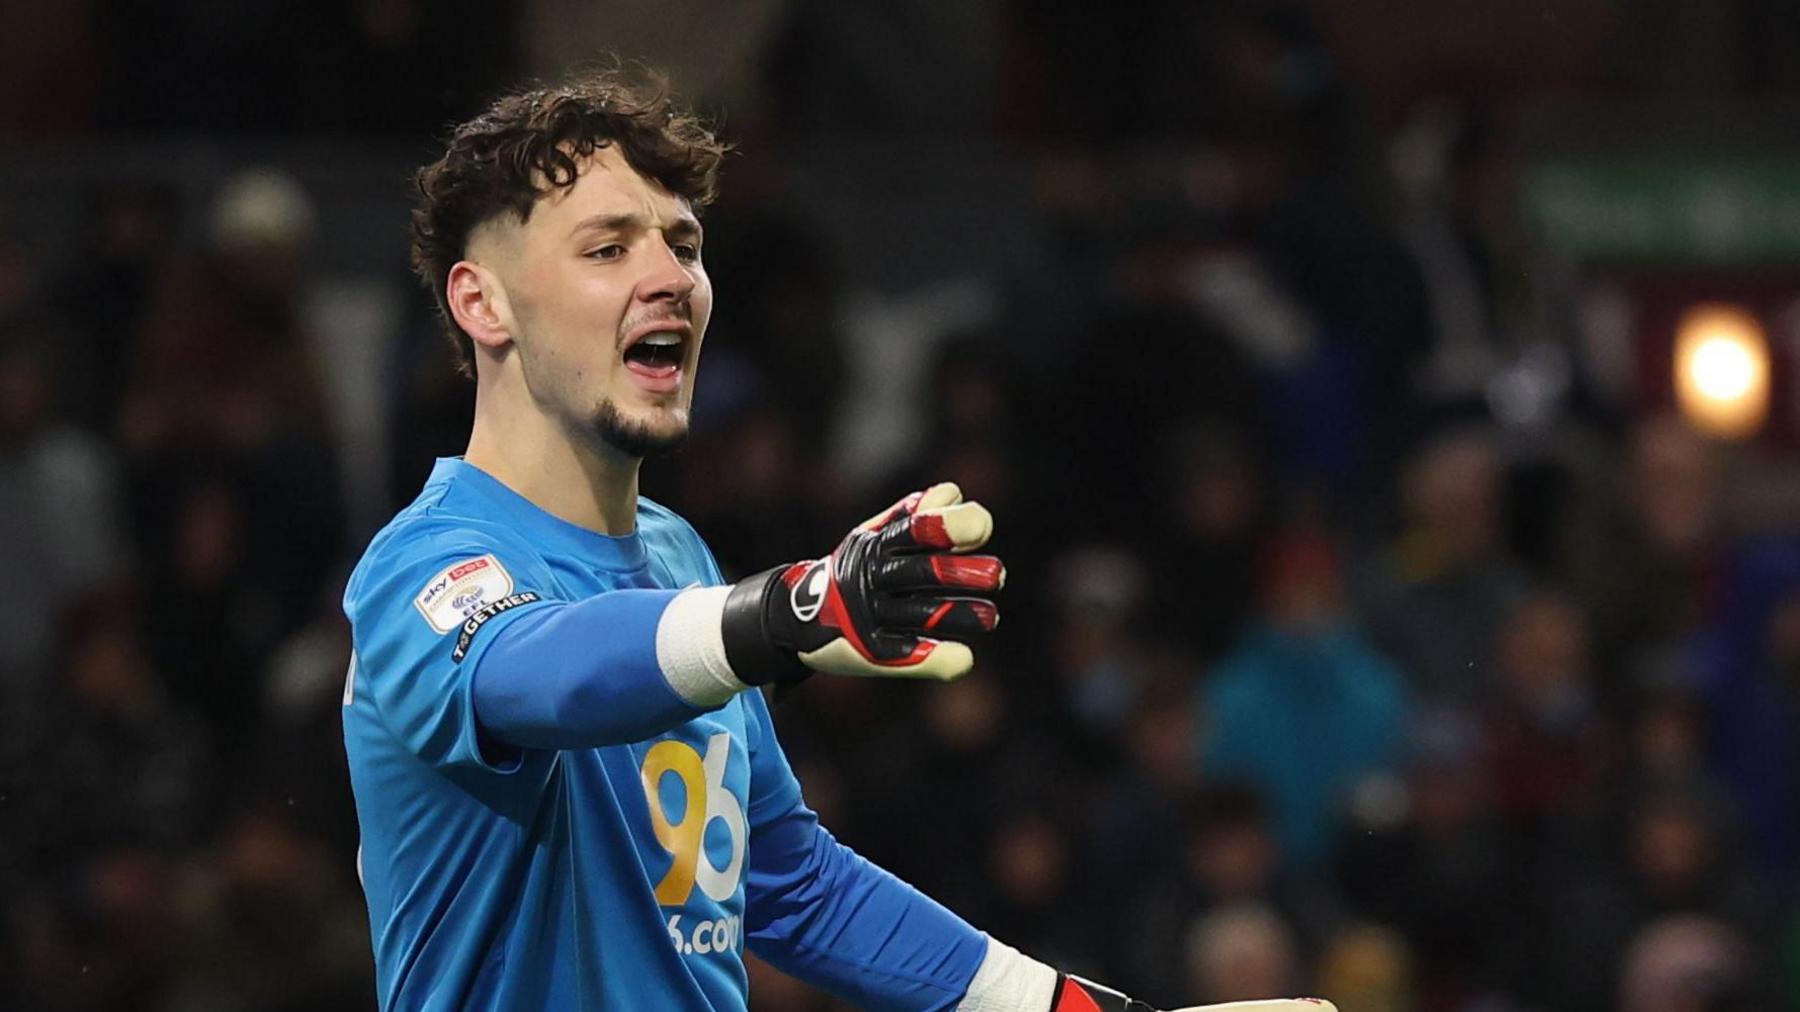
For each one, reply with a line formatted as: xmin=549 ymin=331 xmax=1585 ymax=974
xmin=465 ymin=385 xmax=642 ymax=536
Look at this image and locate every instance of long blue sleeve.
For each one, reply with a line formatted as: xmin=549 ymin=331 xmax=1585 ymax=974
xmin=345 ymin=517 xmax=722 ymax=763
xmin=739 ymin=692 xmax=986 ymax=1010
xmin=469 ymin=588 xmax=711 ymax=748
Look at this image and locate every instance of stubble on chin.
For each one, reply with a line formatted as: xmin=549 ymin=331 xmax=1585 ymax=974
xmin=588 ymin=398 xmax=689 ymax=459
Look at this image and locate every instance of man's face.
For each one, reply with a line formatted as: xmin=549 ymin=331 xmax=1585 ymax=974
xmin=482 ymin=144 xmax=712 ymax=457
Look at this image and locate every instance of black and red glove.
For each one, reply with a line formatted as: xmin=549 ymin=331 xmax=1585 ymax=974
xmin=1052 ymin=976 xmax=1336 ymax=1012
xmin=720 ymin=482 xmax=1003 ymax=684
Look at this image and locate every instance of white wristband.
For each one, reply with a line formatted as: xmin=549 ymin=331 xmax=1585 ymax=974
xmin=957 ymin=936 xmax=1058 ymax=1012
xmin=654 ymin=586 xmax=750 ymax=707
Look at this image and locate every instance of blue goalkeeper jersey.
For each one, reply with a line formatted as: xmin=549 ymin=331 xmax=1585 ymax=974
xmin=342 ymin=458 xmax=985 ymax=1012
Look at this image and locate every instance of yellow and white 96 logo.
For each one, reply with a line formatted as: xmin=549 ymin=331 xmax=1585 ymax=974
xmin=640 ymin=732 xmax=747 ymax=957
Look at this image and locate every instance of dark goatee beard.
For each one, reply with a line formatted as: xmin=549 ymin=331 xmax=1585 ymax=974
xmin=590 ymin=399 xmax=688 ymax=459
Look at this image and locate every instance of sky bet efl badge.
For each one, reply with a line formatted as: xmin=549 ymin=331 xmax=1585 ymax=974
xmin=414 ymin=554 xmax=514 ymax=634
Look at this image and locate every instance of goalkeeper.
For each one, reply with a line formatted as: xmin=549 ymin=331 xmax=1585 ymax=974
xmin=342 ymin=67 xmax=1334 ymax=1012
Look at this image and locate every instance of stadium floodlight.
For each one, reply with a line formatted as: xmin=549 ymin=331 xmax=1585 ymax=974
xmin=1674 ymin=303 xmax=1769 ymax=440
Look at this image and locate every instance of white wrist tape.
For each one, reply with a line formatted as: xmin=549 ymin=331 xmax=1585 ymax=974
xmin=655 ymin=586 xmax=750 ymax=707
xmin=957 ymin=936 xmax=1058 ymax=1012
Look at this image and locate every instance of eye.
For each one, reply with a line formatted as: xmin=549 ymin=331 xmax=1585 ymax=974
xmin=671 ymin=243 xmax=700 ymax=264
xmin=585 ymin=244 xmax=625 ymax=261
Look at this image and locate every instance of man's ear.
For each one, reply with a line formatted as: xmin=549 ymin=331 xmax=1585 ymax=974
xmin=446 ymin=260 xmax=515 ymax=352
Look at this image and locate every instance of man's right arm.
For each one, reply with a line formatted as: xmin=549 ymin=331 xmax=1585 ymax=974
xmin=349 ymin=530 xmax=746 ymax=766
xmin=468 ymin=586 xmax=734 ymax=747
xmin=350 ymin=483 xmax=1004 ymax=766
xmin=471 ymin=481 xmax=1005 ymax=750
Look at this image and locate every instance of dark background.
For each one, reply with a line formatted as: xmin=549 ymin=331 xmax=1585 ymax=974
xmin=3 ymin=1 xmax=1800 ymax=1009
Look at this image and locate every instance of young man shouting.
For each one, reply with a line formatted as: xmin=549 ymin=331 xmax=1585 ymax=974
xmin=343 ymin=67 xmax=1333 ymax=1012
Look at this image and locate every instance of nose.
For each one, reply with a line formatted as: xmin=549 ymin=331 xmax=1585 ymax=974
xmin=637 ymin=234 xmax=696 ymax=306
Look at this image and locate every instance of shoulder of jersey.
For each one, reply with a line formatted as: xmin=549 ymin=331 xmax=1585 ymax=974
xmin=348 ymin=488 xmax=533 ymax=600
xmin=636 ymin=494 xmax=680 ymax=526
xmin=636 ymin=495 xmax=705 ymax=548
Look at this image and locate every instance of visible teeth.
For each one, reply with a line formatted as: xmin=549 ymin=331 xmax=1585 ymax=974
xmin=640 ymin=332 xmax=682 ymax=347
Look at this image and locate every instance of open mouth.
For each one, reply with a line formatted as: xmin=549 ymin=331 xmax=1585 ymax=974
xmin=623 ymin=331 xmax=686 ymax=378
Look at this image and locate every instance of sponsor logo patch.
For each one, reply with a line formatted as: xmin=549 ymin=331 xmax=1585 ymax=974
xmin=414 ymin=554 xmax=515 ymax=634
xmin=452 ymin=592 xmax=541 ymax=661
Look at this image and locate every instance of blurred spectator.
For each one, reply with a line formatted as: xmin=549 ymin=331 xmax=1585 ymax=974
xmin=1336 ymin=709 xmax=1518 ymax=1009
xmin=1618 ymin=916 xmax=1759 ymax=1012
xmin=1564 ymin=413 xmax=1722 ymax=696
xmin=1385 ymin=94 xmax=1581 ymax=459
xmin=1055 ymin=304 xmax=1260 ymax=532
xmin=885 ymin=334 xmax=1034 ymax=534
xmin=136 ymin=472 xmax=278 ymax=762
xmin=981 ymin=811 xmax=1090 ymax=975
xmin=1085 ymin=673 xmax=1204 ymax=928
xmin=1553 ymin=662 xmax=1732 ymax=881
xmin=1484 ymin=589 xmax=1612 ymax=845
xmin=1686 ymin=544 xmax=1800 ymax=888
xmin=1628 ymin=669 xmax=1715 ymax=782
xmin=1315 ymin=924 xmax=1416 ymax=1012
xmin=6 ymin=847 xmax=181 ymax=1009
xmin=692 ymin=205 xmax=850 ymax=450
xmin=118 ymin=167 xmax=333 ymax=456
xmin=3 ymin=593 xmax=204 ymax=1009
xmin=383 ymin=303 xmax=475 ymax=509
xmin=1198 ymin=525 xmax=1409 ymax=869
xmin=1144 ymin=418 xmax=1269 ymax=663
xmin=1549 ymin=783 xmax=1774 ymax=1012
xmin=48 ymin=183 xmax=180 ymax=434
xmin=673 ymin=403 xmax=839 ymax=576
xmin=830 ymin=280 xmax=1000 ymax=493
xmin=1121 ymin=783 xmax=1340 ymax=1001
xmin=1388 ymin=99 xmax=1508 ymax=415
xmin=161 ymin=806 xmax=372 ymax=1010
xmin=1049 ymin=546 xmax=1153 ymax=744
xmin=0 ymin=321 xmax=130 ymax=701
xmin=878 ymin=332 xmax=1063 ymax=688
xmin=1182 ymin=902 xmax=1303 ymax=1005
xmin=257 ymin=593 xmax=361 ymax=859
xmin=1355 ymin=426 xmax=1528 ymax=708
xmin=10 ymin=597 xmax=205 ymax=877
xmin=850 ymin=672 xmax=1063 ymax=921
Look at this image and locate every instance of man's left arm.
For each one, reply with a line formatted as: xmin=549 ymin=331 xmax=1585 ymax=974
xmin=739 ymin=685 xmax=986 ymax=1011
xmin=738 ymin=691 xmax=1334 ymax=1012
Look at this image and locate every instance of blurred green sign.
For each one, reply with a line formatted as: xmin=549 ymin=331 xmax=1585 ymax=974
xmin=1523 ymin=156 xmax=1800 ymax=265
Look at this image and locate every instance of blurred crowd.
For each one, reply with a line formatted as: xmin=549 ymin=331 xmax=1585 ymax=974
xmin=5 ymin=2 xmax=1800 ymax=1011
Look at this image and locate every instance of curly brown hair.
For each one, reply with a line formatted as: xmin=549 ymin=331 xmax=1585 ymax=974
xmin=410 ymin=67 xmax=729 ymax=376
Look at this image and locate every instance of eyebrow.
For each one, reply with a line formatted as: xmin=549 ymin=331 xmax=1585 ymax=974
xmin=569 ymin=212 xmax=703 ymax=241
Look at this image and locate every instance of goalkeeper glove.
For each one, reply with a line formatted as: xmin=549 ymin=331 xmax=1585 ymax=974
xmin=1051 ymin=975 xmax=1336 ymax=1012
xmin=720 ymin=482 xmax=1002 ymax=684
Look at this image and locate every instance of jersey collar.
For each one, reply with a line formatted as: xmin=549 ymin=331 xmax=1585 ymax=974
xmin=434 ymin=457 xmax=649 ymax=571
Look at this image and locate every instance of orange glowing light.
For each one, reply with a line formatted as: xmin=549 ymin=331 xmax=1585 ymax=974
xmin=1674 ymin=304 xmax=1769 ymax=440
